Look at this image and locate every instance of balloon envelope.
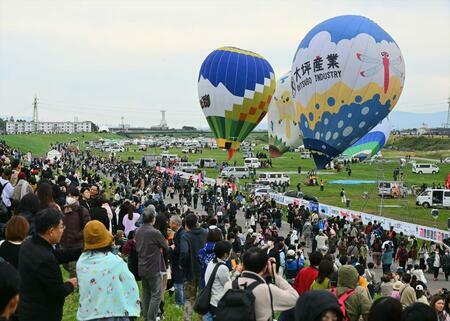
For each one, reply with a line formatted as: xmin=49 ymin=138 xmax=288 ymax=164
xmin=267 ymin=71 xmax=303 ymax=157
xmin=198 ymin=47 xmax=276 ymax=158
xmin=342 ymin=118 xmax=391 ymax=160
xmin=291 ymin=15 xmax=405 ymax=168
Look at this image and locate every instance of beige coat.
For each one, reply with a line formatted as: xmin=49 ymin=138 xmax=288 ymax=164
xmin=224 ymin=270 xmax=298 ymax=321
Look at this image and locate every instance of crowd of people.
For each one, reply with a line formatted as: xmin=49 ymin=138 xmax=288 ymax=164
xmin=0 ymin=139 xmax=450 ymax=321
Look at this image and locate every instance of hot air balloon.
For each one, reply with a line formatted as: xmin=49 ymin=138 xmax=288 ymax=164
xmin=291 ymin=15 xmax=405 ymax=168
xmin=198 ymin=47 xmax=276 ymax=159
xmin=342 ymin=118 xmax=391 ymax=161
xmin=267 ymin=71 xmax=303 ymax=157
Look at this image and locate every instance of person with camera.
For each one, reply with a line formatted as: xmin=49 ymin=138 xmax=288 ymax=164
xmin=221 ymin=247 xmax=298 ymax=321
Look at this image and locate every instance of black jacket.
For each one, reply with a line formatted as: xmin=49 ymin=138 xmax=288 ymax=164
xmin=18 ymin=235 xmax=81 ymax=321
xmin=179 ymin=227 xmax=207 ymax=281
xmin=170 ymin=227 xmax=186 ymax=283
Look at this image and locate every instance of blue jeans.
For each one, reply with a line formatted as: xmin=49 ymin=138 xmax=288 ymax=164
xmin=174 ymin=282 xmax=184 ymax=306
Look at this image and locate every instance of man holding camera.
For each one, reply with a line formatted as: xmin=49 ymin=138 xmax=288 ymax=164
xmin=223 ymin=247 xmax=298 ymax=321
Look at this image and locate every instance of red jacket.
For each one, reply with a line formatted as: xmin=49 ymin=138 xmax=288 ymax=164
xmin=293 ymin=266 xmax=319 ymax=295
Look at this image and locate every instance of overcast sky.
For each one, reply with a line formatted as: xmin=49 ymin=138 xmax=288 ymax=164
xmin=0 ymin=0 xmax=449 ymax=128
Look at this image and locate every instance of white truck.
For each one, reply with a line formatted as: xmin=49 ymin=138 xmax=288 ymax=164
xmin=416 ymin=188 xmax=450 ymax=208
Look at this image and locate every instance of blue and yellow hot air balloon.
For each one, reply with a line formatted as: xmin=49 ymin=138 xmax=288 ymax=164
xmin=198 ymin=47 xmax=276 ymax=159
xmin=291 ymin=15 xmax=405 ymax=168
xmin=342 ymin=118 xmax=391 ymax=161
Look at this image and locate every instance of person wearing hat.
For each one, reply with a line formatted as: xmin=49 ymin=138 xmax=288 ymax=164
xmin=295 ymin=290 xmax=343 ymax=321
xmin=415 ymin=284 xmax=429 ymax=305
xmin=391 ymin=280 xmax=403 ymax=300
xmin=76 ymin=220 xmax=140 ymax=321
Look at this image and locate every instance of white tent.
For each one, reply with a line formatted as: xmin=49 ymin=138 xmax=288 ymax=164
xmin=46 ymin=149 xmax=62 ymax=161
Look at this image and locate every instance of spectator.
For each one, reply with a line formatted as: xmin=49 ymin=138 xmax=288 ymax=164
xmin=332 ymin=265 xmax=371 ymax=321
xmin=204 ymin=240 xmax=232 ymax=317
xmin=442 ymin=248 xmax=450 ymax=282
xmin=18 ymin=208 xmax=80 ymax=321
xmin=295 ymin=290 xmax=343 ymax=321
xmin=169 ymin=215 xmax=185 ymax=307
xmin=430 ymin=249 xmax=442 ymax=281
xmin=0 ymin=168 xmax=14 ymax=222
xmin=415 ymin=285 xmax=429 ymax=305
xmin=392 ymin=281 xmax=402 ymax=300
xmin=379 ymin=274 xmax=393 ymax=297
xmin=368 ymin=297 xmax=402 ymax=321
xmin=401 ymin=303 xmax=437 ymax=321
xmin=89 ymin=195 xmax=110 ymax=231
xmin=399 ymin=273 xmax=417 ymax=308
xmin=310 ymin=259 xmax=333 ymax=290
xmin=122 ymin=204 xmax=140 ymax=237
xmin=76 ymin=220 xmax=140 ymax=321
xmin=430 ymin=295 xmax=450 ymax=321
xmin=293 ymin=251 xmax=323 ymax=295
xmin=79 ymin=187 xmax=91 ymax=212
xmin=135 ymin=206 xmax=169 ymax=321
xmin=60 ymin=187 xmax=90 ymax=277
xmin=17 ymin=193 xmax=40 ymax=236
xmin=223 ymin=247 xmax=298 ymax=321
xmin=0 ymin=262 xmax=20 ymax=321
xmin=180 ymin=213 xmax=207 ymax=321
xmin=36 ymin=182 xmax=60 ymax=211
xmin=382 ymin=244 xmax=394 ymax=274
xmin=11 ymin=172 xmax=32 ymax=203
xmin=0 ymin=216 xmax=30 ymax=268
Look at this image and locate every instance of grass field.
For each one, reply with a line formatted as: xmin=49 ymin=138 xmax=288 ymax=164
xmin=2 ymin=132 xmax=450 ymax=228
xmin=2 ymin=132 xmax=122 ymax=155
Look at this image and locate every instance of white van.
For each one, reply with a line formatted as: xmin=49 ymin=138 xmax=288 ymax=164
xmin=195 ymin=158 xmax=217 ymax=168
xmin=378 ymin=181 xmax=407 ymax=198
xmin=221 ymin=166 xmax=250 ymax=179
xmin=416 ymin=189 xmax=450 ymax=208
xmin=244 ymin=157 xmax=261 ymax=169
xmin=256 ymin=172 xmax=290 ymax=185
xmin=175 ymin=162 xmax=198 ymax=173
xmin=412 ymin=163 xmax=439 ymax=174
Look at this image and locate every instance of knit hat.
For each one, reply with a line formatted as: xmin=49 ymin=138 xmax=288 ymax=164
xmin=83 ymin=220 xmax=113 ymax=251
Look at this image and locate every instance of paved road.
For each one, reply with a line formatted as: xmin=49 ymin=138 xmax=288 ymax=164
xmin=163 ymin=194 xmax=449 ymax=293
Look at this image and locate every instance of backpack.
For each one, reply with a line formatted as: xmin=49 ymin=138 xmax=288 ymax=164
xmin=194 ymin=262 xmax=225 ymax=315
xmin=330 ymin=288 xmax=355 ymax=321
xmin=215 ymin=273 xmax=272 ymax=321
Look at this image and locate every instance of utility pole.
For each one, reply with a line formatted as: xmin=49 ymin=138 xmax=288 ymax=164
xmin=32 ymin=95 xmax=39 ymax=132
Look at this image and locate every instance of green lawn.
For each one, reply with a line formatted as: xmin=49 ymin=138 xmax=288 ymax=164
xmin=1 ymin=132 xmax=122 ymax=156
xmin=2 ymin=133 xmax=450 ymax=229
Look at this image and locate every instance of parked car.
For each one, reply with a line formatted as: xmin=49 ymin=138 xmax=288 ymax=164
xmin=252 ymin=187 xmax=275 ymax=198
xmin=194 ymin=158 xmax=217 ymax=168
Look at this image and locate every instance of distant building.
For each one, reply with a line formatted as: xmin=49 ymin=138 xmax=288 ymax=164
xmin=6 ymin=121 xmax=93 ymax=134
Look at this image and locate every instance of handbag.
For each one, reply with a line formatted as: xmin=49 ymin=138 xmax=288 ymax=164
xmin=194 ymin=262 xmax=224 ymax=315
